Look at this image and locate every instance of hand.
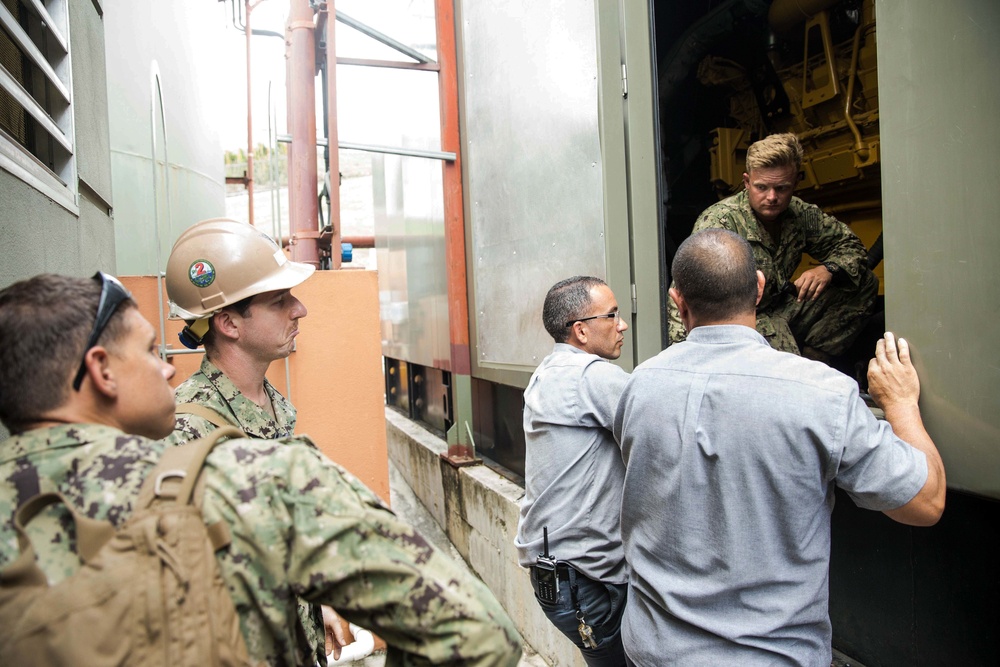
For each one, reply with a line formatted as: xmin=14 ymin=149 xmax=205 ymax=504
xmin=793 ymin=265 xmax=833 ymax=302
xmin=323 ymin=605 xmax=347 ymax=660
xmin=867 ymin=332 xmax=920 ymax=411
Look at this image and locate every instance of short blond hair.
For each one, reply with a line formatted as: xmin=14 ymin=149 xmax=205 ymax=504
xmin=745 ymin=133 xmax=803 ymax=173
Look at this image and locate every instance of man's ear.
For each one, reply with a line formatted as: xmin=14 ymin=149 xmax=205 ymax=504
xmin=212 ymin=310 xmax=241 ymax=341
xmin=742 ymin=172 xmax=751 ymax=190
xmin=755 ymin=270 xmax=766 ymax=306
xmin=670 ymin=287 xmax=694 ymax=333
xmin=568 ymin=320 xmax=588 ymax=346
xmin=81 ymin=346 xmax=116 ymax=398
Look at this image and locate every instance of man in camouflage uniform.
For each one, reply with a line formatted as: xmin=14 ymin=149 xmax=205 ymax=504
xmin=160 ymin=218 xmax=337 ymax=662
xmin=0 ymin=272 xmax=523 ymax=666
xmin=667 ymin=133 xmax=878 ymax=360
xmin=162 ymin=218 xmax=311 ymax=444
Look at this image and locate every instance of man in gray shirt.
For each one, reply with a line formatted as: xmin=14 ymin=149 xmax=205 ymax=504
xmin=515 ymin=276 xmax=630 ymax=666
xmin=615 ymin=229 xmax=945 ymax=666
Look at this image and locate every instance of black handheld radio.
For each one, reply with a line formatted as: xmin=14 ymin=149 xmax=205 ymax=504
xmin=534 ymin=527 xmax=559 ymax=603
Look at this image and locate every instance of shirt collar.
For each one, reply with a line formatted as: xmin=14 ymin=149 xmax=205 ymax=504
xmin=686 ymin=324 xmax=768 ymax=347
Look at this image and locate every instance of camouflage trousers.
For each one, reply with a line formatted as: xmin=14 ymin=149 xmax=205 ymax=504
xmin=758 ymin=270 xmax=879 ymax=356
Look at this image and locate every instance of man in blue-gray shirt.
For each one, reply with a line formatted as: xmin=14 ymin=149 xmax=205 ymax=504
xmin=515 ymin=276 xmax=631 ymax=666
xmin=615 ymin=229 xmax=945 ymax=666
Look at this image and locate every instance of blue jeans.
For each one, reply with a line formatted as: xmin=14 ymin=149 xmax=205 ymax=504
xmin=530 ymin=565 xmax=628 ymax=667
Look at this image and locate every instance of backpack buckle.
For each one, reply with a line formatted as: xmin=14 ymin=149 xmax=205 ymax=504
xmin=154 ymin=470 xmax=187 ymax=497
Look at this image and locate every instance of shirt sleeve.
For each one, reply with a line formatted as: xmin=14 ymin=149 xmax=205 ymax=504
xmin=207 ymin=440 xmax=523 ymax=666
xmin=832 ymin=391 xmax=929 ymax=511
xmin=797 ymin=202 xmax=870 ymax=287
xmin=576 ymin=360 xmax=630 ymax=431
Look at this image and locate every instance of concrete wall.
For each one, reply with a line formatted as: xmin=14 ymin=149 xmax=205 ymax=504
xmin=122 ymin=269 xmax=390 ymax=502
xmin=386 ymin=409 xmax=585 ymax=667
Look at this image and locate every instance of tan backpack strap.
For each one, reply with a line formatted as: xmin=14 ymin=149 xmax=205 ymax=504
xmin=0 ymin=493 xmax=116 ymax=586
xmin=137 ymin=426 xmax=245 ymax=510
xmin=175 ymin=402 xmax=238 ymax=429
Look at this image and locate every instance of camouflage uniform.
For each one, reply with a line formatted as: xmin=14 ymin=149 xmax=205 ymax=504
xmin=667 ymin=190 xmax=878 ymax=355
xmin=0 ymin=424 xmax=523 ymax=666
xmin=160 ymin=356 xmax=325 ymax=665
xmin=164 ymin=357 xmax=296 ymax=444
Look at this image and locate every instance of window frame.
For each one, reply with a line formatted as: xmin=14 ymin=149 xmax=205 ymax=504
xmin=0 ymin=0 xmax=78 ymax=214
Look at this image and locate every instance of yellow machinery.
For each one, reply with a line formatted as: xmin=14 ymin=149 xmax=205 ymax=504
xmin=701 ymin=0 xmax=882 ymax=289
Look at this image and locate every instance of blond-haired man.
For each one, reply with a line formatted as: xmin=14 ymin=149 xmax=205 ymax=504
xmin=668 ymin=133 xmax=878 ymax=361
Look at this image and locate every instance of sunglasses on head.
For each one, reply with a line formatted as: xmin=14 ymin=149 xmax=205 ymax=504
xmin=72 ymin=272 xmax=132 ymax=391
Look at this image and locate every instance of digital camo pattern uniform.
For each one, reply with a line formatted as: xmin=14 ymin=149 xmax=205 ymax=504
xmin=164 ymin=357 xmax=296 ymax=444
xmin=160 ymin=356 xmax=322 ymax=664
xmin=0 ymin=424 xmax=523 ymax=667
xmin=667 ymin=189 xmax=878 ymax=355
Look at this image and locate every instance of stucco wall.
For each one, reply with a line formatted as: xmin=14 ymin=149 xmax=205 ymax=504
xmin=122 ymin=269 xmax=390 ymax=501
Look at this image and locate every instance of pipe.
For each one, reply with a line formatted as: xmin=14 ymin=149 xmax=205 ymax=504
xmin=768 ymin=0 xmax=840 ymax=35
xmin=286 ymin=0 xmax=320 ymax=267
xmin=436 ymin=0 xmax=470 ymax=378
xmin=335 ymin=11 xmax=432 ymax=64
xmin=842 ymin=21 xmax=872 ymax=164
xmin=322 ymin=0 xmax=342 ymax=268
xmin=341 ymin=235 xmax=374 ymax=248
xmin=244 ymin=0 xmax=255 ymax=226
xmin=436 ymin=0 xmax=475 ymax=463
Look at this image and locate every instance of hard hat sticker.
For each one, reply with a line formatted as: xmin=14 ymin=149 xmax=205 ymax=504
xmin=189 ymin=260 xmax=216 ymax=288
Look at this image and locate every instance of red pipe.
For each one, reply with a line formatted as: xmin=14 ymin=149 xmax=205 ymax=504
xmin=341 ymin=236 xmax=374 ymax=248
xmin=436 ymin=0 xmax=470 ymax=377
xmin=286 ymin=0 xmax=320 ymax=267
xmin=436 ymin=0 xmax=474 ymax=463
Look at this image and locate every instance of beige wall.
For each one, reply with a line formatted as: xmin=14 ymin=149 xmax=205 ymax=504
xmin=121 ymin=270 xmax=390 ymax=502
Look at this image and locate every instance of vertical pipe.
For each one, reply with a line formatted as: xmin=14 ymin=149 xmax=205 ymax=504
xmin=436 ymin=0 xmax=470 ymax=375
xmin=245 ymin=0 xmax=255 ymax=226
xmin=436 ymin=0 xmax=474 ymax=461
xmin=324 ymin=0 xmax=342 ymax=268
xmin=286 ymin=0 xmax=320 ymax=266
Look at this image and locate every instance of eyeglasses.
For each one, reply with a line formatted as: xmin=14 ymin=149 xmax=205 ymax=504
xmin=565 ymin=311 xmax=622 ymax=328
xmin=72 ymin=271 xmax=133 ymax=391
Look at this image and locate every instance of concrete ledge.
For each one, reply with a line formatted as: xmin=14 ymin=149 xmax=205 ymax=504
xmin=385 ymin=409 xmax=585 ymax=667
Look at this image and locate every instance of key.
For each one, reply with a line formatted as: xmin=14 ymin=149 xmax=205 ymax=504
xmin=578 ymin=620 xmax=598 ymax=649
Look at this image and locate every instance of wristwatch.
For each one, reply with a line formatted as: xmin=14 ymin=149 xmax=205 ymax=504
xmin=823 ymin=262 xmax=840 ymax=276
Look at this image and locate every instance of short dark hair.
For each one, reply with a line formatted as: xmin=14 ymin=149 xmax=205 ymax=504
xmin=542 ymin=276 xmax=607 ymax=343
xmin=0 ymin=274 xmax=136 ymax=433
xmin=201 ymin=294 xmax=254 ymax=352
xmin=672 ymin=230 xmax=758 ymax=322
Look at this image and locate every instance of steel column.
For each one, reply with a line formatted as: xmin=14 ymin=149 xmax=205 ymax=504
xmin=436 ymin=0 xmax=475 ymax=463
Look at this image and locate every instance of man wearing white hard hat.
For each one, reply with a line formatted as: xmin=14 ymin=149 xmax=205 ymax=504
xmin=161 ymin=218 xmax=342 ymax=663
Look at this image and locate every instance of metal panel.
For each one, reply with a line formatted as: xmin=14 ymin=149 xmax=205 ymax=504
xmin=877 ymin=0 xmax=1000 ymax=498
xmin=461 ymin=0 xmax=606 ymax=374
xmin=104 ymin=0 xmax=226 ymax=275
xmin=374 ymin=153 xmax=450 ymax=369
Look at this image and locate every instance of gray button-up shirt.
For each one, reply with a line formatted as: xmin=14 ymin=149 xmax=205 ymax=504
xmin=615 ymin=325 xmax=927 ymax=666
xmin=515 ymin=343 xmax=630 ymax=584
